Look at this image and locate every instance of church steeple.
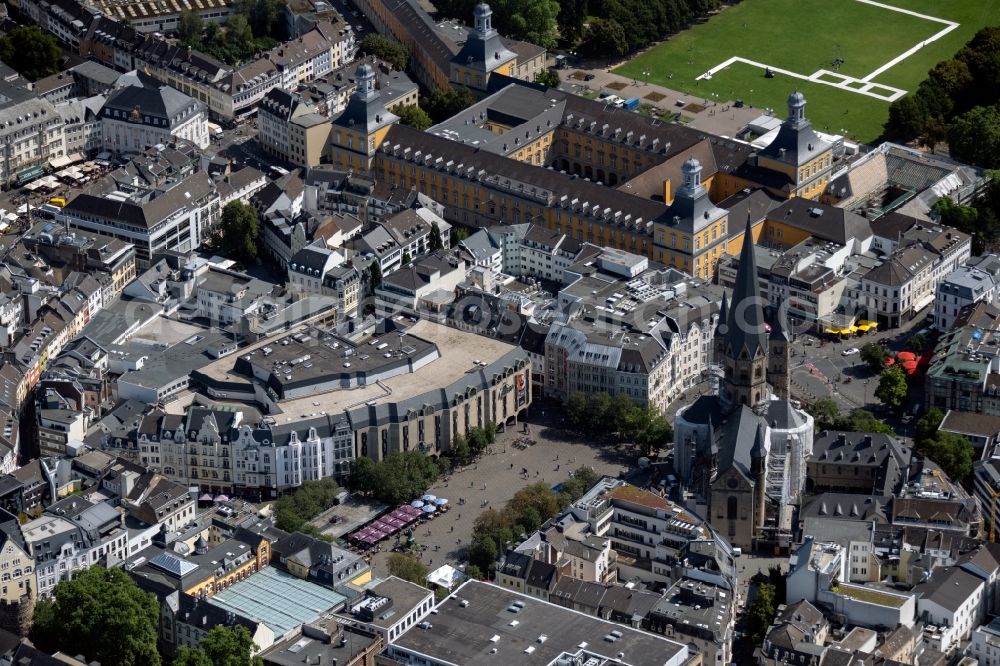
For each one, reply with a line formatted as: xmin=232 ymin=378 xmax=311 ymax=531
xmin=720 ymin=216 xmax=769 ymax=409
xmin=725 ymin=216 xmax=767 ymax=359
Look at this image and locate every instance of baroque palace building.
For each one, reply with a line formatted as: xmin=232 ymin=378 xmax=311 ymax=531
xmin=325 ymin=32 xmax=835 ymax=280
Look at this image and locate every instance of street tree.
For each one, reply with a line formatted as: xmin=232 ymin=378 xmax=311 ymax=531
xmin=745 ymin=582 xmax=777 ymax=646
xmin=31 ymin=567 xmax=161 ymax=666
xmin=840 ymin=409 xmax=895 ymax=435
xmin=915 ymin=408 xmax=945 ymax=447
xmin=388 ymin=553 xmax=429 ymax=584
xmin=875 ymin=366 xmax=909 ymax=412
xmin=219 ymin=201 xmax=260 ymax=264
xmin=860 ymin=343 xmax=889 ymax=374
xmin=450 ymin=433 xmax=471 ymax=463
xmin=808 ymin=397 xmax=841 ymax=431
xmin=468 ymin=535 xmax=499 ymax=572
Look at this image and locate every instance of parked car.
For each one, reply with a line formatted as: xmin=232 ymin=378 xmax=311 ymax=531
xmin=584 ymin=73 xmax=595 ymax=81
xmin=842 ymin=347 xmax=860 ymax=356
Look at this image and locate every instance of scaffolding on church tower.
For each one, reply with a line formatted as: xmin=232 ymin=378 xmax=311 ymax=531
xmin=765 ymin=433 xmax=790 ymax=515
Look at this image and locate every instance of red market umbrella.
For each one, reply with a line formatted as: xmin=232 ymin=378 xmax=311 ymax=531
xmin=884 ymin=357 xmax=895 ymax=366
xmin=902 ymin=360 xmax=919 ymax=373
xmin=897 ymin=351 xmax=917 ymax=361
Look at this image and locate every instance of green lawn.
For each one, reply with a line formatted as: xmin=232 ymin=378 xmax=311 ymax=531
xmin=615 ymin=0 xmax=1000 ymax=143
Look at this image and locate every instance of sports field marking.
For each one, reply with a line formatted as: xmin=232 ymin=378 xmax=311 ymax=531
xmin=696 ymin=0 xmax=959 ymax=102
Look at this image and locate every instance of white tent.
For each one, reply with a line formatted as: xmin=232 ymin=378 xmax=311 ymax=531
xmin=426 ymin=564 xmax=465 ymax=590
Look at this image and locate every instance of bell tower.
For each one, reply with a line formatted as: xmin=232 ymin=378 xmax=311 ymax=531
xmin=768 ymin=302 xmax=791 ymax=401
xmin=718 ymin=217 xmax=768 ymax=410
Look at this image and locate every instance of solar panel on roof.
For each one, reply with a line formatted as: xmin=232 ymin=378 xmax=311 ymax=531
xmin=149 ymin=552 xmax=198 ymax=578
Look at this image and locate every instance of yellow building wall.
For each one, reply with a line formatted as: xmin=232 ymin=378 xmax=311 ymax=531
xmin=724 ymin=219 xmax=767 ymax=256
xmin=183 ymin=540 xmax=270 ymax=598
xmin=286 ymin=560 xmax=311 ymax=579
xmin=761 ymin=219 xmax=813 ymax=248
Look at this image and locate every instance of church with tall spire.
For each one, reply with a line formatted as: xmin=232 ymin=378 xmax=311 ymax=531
xmin=675 ymin=219 xmax=813 ymax=550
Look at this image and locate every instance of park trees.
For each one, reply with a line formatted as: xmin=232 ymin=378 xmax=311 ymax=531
xmin=948 ymin=105 xmax=1000 ymax=169
xmin=219 ymin=201 xmax=260 ymax=264
xmin=494 ymin=0 xmax=560 ymax=48
xmin=31 ymin=567 xmax=160 ymax=666
xmin=173 ymin=626 xmax=262 ymax=666
xmin=360 ymin=34 xmax=408 ymax=71
xmin=875 ymin=366 xmax=909 ymax=412
xmin=557 ymin=0 xmax=588 ymax=43
xmin=579 ymin=18 xmax=628 ymax=58
xmin=0 ymin=27 xmax=61 ymax=81
xmin=883 ymin=26 xmax=1000 ymax=168
xmin=435 ymin=0 xmax=557 ymax=48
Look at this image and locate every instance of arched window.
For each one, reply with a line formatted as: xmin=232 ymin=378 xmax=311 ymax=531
xmin=727 ymin=496 xmax=738 ymax=520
